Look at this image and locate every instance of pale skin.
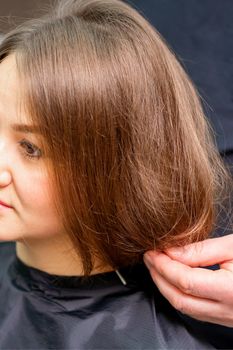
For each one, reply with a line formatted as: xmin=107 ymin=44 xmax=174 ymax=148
xmin=144 ymin=234 xmax=233 ymax=327
xmin=0 ymin=54 xmax=111 ymax=276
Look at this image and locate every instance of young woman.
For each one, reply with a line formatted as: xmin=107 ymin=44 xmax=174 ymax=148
xmin=0 ymin=0 xmax=229 ymax=348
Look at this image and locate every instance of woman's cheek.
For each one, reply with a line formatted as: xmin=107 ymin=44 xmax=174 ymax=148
xmin=17 ymin=173 xmax=63 ymax=237
xmin=16 ymin=170 xmax=54 ymax=213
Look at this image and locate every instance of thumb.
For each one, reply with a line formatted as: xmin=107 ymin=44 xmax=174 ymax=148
xmin=165 ymin=234 xmax=233 ymax=267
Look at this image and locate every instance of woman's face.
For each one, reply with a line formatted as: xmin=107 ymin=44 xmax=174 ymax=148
xmin=0 ymin=54 xmax=63 ymax=242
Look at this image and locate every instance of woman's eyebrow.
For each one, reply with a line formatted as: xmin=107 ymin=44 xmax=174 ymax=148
xmin=11 ymin=123 xmax=42 ymax=134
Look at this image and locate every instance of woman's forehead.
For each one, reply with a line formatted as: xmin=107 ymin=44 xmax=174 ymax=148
xmin=0 ymin=55 xmax=18 ymax=93
xmin=0 ymin=55 xmax=29 ymax=127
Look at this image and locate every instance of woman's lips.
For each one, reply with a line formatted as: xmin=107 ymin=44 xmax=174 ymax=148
xmin=0 ymin=200 xmax=13 ymax=209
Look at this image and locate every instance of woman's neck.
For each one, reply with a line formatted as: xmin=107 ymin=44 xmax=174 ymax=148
xmin=16 ymin=236 xmax=113 ymax=276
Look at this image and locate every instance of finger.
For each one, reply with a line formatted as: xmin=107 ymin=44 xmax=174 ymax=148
xmin=165 ymin=234 xmax=233 ymax=267
xmin=144 ymin=251 xmax=232 ymax=301
xmin=151 ymin=268 xmax=232 ymax=326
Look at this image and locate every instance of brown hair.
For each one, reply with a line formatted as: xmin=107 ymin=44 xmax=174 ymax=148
xmin=0 ymin=0 xmax=231 ymax=274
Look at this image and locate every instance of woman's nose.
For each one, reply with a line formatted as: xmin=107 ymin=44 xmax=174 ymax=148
xmin=0 ymin=170 xmax=12 ymax=187
xmin=0 ymin=141 xmax=13 ymax=187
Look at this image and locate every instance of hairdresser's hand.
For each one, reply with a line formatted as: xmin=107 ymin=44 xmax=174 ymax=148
xmin=144 ymin=234 xmax=233 ymax=327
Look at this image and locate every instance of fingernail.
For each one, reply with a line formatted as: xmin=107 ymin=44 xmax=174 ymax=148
xmin=167 ymin=247 xmax=183 ymax=257
xmin=143 ymin=252 xmax=154 ymax=267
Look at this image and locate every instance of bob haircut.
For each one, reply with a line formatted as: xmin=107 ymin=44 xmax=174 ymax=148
xmin=0 ymin=0 xmax=230 ymax=274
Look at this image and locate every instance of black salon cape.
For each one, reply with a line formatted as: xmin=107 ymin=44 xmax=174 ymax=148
xmin=0 ymin=242 xmax=217 ymax=350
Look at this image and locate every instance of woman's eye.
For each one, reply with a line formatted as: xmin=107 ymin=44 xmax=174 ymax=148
xmin=18 ymin=139 xmax=42 ymax=160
